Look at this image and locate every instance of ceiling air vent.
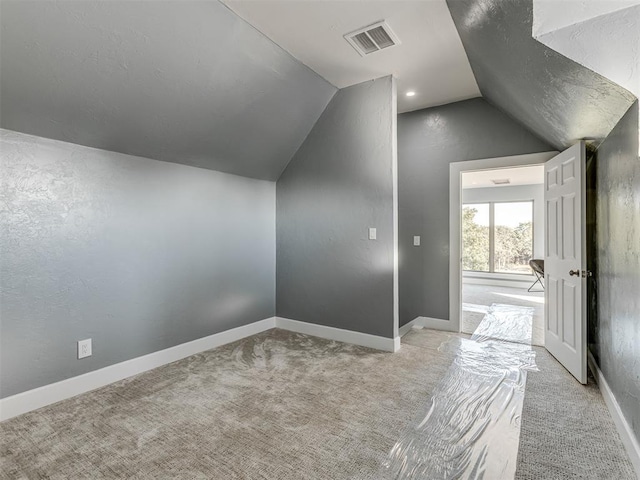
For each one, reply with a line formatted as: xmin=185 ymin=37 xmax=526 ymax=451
xmin=344 ymin=21 xmax=400 ymax=57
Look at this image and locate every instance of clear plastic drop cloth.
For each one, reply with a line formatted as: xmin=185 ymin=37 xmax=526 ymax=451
xmin=471 ymin=304 xmax=534 ymax=345
xmin=381 ymin=304 xmax=537 ymax=480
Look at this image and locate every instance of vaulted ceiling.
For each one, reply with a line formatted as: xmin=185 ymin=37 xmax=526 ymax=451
xmin=533 ymin=2 xmax=640 ymax=107
xmin=1 ymin=0 xmax=637 ymax=180
xmin=221 ymin=0 xmax=481 ymax=113
xmin=0 ymin=1 xmax=336 ymax=181
xmin=446 ymin=0 xmax=637 ymax=151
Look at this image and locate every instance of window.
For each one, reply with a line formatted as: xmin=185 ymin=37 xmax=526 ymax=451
xmin=462 ymin=201 xmax=533 ymax=275
xmin=461 ymin=203 xmax=490 ymax=272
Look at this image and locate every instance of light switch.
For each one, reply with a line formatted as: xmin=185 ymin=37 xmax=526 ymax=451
xmin=368 ymin=228 xmax=377 ymax=240
xmin=413 ymin=236 xmax=421 ymax=246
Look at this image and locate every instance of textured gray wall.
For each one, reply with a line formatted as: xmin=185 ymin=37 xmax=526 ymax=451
xmin=398 ymin=98 xmax=552 ymax=326
xmin=277 ymin=77 xmax=396 ymax=338
xmin=446 ymin=0 xmax=636 ymax=151
xmin=0 ymin=1 xmax=336 ymax=181
xmin=591 ymin=101 xmax=640 ymax=443
xmin=0 ymin=129 xmax=275 ymax=398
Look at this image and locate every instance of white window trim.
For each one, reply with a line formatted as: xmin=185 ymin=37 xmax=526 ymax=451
xmin=462 ymin=200 xmax=534 ymax=275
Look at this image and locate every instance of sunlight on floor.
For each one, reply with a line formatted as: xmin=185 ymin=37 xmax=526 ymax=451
xmin=462 ymin=303 xmax=490 ymax=313
xmin=493 ymin=292 xmax=545 ymax=304
xmin=461 ymin=284 xmax=545 ymax=346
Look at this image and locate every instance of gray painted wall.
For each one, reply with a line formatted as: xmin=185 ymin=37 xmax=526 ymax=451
xmin=446 ymin=0 xmax=636 ymax=151
xmin=591 ymin=101 xmax=640 ymax=443
xmin=0 ymin=129 xmax=275 ymax=398
xmin=398 ymin=98 xmax=552 ymax=326
xmin=277 ymin=77 xmax=396 ymax=338
xmin=0 ymin=1 xmax=336 ymax=181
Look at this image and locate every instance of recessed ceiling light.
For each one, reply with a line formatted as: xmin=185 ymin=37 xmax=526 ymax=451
xmin=406 ymin=91 xmax=416 ymax=97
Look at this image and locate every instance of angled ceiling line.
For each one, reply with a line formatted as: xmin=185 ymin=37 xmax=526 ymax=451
xmin=221 ymin=0 xmax=481 ymax=113
xmin=0 ymin=0 xmax=336 ymax=181
xmin=446 ymin=0 xmax=636 ymax=152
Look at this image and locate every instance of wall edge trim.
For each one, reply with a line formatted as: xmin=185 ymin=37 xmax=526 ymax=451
xmin=0 ymin=317 xmax=277 ymax=422
xmin=391 ymin=75 xmax=400 ymax=342
xmin=275 ymin=317 xmax=399 ymax=353
xmin=588 ymin=349 xmax=640 ymax=478
xmin=415 ymin=316 xmax=457 ymax=332
xmin=399 ymin=317 xmax=422 ymax=337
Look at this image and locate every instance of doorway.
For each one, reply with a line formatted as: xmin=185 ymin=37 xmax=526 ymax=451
xmin=450 ymin=146 xmax=589 ymax=383
xmin=459 ymin=167 xmax=545 ymax=344
xmin=449 ymin=152 xmax=557 ymax=344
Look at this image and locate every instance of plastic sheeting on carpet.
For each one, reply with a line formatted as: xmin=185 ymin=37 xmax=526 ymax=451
xmin=382 ymin=304 xmax=537 ymax=480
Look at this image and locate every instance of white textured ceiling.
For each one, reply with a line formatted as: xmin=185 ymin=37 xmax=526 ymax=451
xmin=533 ymin=0 xmax=640 ymax=36
xmin=533 ymin=1 xmax=640 ymax=153
xmin=533 ymin=1 xmax=640 ymax=100
xmin=221 ymin=0 xmax=480 ymax=113
xmin=462 ymin=165 xmax=544 ymax=189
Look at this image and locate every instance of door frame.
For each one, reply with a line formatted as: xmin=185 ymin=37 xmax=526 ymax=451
xmin=449 ymin=151 xmax=558 ymax=333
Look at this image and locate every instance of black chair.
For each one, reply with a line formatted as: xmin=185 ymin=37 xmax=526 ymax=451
xmin=528 ymin=259 xmax=544 ymax=292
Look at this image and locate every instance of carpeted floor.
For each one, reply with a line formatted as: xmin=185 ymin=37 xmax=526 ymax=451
xmin=0 ymin=329 xmax=457 ymax=479
xmin=462 ymin=283 xmax=545 ymax=346
xmin=404 ymin=328 xmax=636 ymax=480
xmin=1 ymin=328 xmax=635 ymax=479
xmin=515 ymin=347 xmax=636 ymax=479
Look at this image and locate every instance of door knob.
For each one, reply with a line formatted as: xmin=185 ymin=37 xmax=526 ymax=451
xmin=569 ymin=269 xmax=580 ymax=276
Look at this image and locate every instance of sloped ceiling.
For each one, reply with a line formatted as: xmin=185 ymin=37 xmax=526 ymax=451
xmin=446 ymin=0 xmax=637 ymax=150
xmin=0 ymin=1 xmax=336 ymax=181
xmin=533 ymin=4 xmax=640 ymax=103
xmin=221 ymin=0 xmax=480 ymax=113
xmin=532 ymin=0 xmax=639 ymax=37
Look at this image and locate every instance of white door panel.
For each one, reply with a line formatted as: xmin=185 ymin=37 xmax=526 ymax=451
xmin=544 ymin=142 xmax=587 ymax=384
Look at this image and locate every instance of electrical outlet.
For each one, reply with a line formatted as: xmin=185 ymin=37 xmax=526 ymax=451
xmin=78 ymin=338 xmax=92 ymax=359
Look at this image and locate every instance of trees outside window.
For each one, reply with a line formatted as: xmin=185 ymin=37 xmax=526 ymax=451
xmin=462 ymin=203 xmax=490 ymax=272
xmin=462 ymin=201 xmax=533 ymax=275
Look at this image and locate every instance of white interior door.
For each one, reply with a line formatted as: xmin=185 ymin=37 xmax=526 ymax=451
xmin=544 ymin=141 xmax=587 ymax=384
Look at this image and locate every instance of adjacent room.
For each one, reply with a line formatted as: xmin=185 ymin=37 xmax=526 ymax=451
xmin=460 ymin=165 xmax=545 ymax=345
xmin=1 ymin=1 xmax=639 ymax=479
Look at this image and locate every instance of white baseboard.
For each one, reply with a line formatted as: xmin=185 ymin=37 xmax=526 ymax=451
xmin=399 ymin=316 xmax=457 ymax=336
xmin=414 ymin=316 xmax=456 ymax=332
xmin=463 ymin=277 xmax=533 ymax=289
xmin=399 ymin=317 xmax=421 ymax=337
xmin=0 ymin=317 xmax=276 ymax=422
xmin=275 ymin=317 xmax=399 ymax=353
xmin=588 ymin=350 xmax=640 ymax=478
xmin=1 ymin=316 xmax=401 ymax=422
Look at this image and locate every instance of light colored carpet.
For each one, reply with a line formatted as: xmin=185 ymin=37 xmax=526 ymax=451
xmin=405 ymin=328 xmax=636 ymax=480
xmin=385 ymin=307 xmax=536 ymax=479
xmin=515 ymin=347 xmax=637 ymax=479
xmin=1 ymin=328 xmax=634 ymax=479
xmin=462 ymin=283 xmax=545 ymax=346
xmin=0 ymin=328 xmax=456 ymax=479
